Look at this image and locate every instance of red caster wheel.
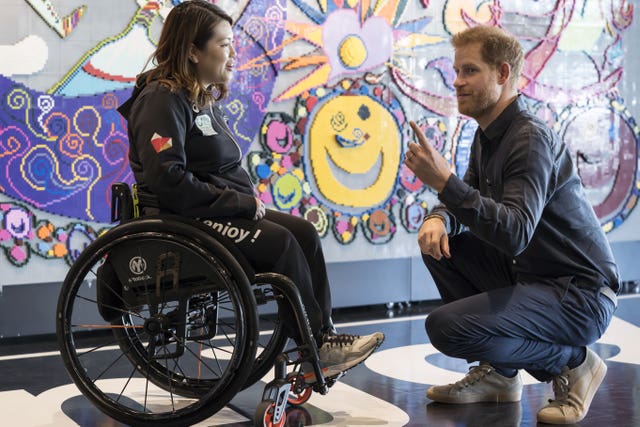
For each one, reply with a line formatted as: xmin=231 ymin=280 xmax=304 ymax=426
xmin=255 ymin=399 xmax=286 ymax=427
xmin=286 ymin=372 xmax=313 ymax=405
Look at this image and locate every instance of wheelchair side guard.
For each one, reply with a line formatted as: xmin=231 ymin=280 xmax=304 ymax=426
xmin=94 ymin=250 xmax=191 ymax=327
xmin=91 ymin=215 xmax=257 ymax=315
xmin=108 ymin=238 xmax=228 ymax=306
xmin=95 ymin=232 xmax=234 ymax=359
xmin=110 ymin=180 xmax=256 ymax=280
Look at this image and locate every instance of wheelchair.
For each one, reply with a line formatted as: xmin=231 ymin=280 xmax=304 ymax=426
xmin=56 ymin=183 xmax=336 ymax=427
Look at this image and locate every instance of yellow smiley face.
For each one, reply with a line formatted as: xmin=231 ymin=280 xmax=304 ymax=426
xmin=308 ymin=95 xmax=401 ymax=208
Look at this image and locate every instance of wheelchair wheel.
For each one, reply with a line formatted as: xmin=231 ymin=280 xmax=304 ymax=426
xmin=56 ymin=218 xmax=258 ymax=427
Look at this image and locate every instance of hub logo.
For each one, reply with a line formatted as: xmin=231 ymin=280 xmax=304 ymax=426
xmin=129 ymin=256 xmax=147 ymax=275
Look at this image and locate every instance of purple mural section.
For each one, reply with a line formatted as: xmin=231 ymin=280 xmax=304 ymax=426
xmin=0 ymin=75 xmax=133 ymax=223
xmin=223 ymin=0 xmax=286 ymax=150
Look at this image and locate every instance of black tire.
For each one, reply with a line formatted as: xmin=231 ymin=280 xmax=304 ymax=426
xmin=56 ymin=217 xmax=258 ymax=427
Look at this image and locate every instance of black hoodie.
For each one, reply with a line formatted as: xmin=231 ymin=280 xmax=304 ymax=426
xmin=117 ymin=76 xmax=257 ymax=219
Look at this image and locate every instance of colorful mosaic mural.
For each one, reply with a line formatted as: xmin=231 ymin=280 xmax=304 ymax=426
xmin=0 ymin=201 xmax=106 ymax=267
xmin=246 ymin=0 xmax=639 ymax=244
xmin=1 ymin=0 xmax=639 ymax=270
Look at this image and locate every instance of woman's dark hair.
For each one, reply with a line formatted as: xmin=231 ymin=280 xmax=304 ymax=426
xmin=143 ymin=0 xmax=233 ymax=107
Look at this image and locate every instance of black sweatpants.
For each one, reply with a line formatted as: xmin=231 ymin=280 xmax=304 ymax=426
xmin=200 ymin=209 xmax=332 ymax=342
xmin=422 ymin=231 xmax=616 ymax=381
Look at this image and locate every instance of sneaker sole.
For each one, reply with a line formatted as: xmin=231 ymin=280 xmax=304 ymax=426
xmin=426 ymin=388 xmax=523 ymax=404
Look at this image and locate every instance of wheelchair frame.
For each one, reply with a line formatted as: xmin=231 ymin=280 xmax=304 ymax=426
xmin=56 ymin=183 xmax=333 ymax=427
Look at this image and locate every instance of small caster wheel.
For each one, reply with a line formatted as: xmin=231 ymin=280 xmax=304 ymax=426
xmin=287 ymin=372 xmax=312 ymax=405
xmin=255 ymin=399 xmax=286 ymax=427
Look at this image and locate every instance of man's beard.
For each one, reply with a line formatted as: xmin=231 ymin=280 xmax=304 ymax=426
xmin=457 ymin=90 xmax=495 ymax=120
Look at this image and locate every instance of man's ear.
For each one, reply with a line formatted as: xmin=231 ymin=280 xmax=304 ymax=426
xmin=497 ymin=62 xmax=511 ymax=85
xmin=188 ymin=44 xmax=200 ymax=64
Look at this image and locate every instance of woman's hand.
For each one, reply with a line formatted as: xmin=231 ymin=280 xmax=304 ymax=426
xmin=253 ymin=197 xmax=266 ymax=220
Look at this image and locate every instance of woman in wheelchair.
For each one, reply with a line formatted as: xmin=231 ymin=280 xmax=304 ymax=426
xmin=117 ymin=0 xmax=383 ymax=384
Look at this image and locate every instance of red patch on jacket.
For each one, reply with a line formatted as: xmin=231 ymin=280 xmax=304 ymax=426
xmin=150 ymin=133 xmax=172 ymax=153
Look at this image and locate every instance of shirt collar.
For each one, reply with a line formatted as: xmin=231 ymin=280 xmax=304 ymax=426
xmin=479 ymin=94 xmax=525 ymax=144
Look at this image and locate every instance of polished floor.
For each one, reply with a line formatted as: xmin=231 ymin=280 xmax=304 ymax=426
xmin=1 ymin=294 xmax=639 ymax=427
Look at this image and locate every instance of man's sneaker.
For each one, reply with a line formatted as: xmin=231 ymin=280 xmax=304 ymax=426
xmin=303 ymin=332 xmax=384 ymax=383
xmin=426 ymin=362 xmax=523 ymax=404
xmin=537 ymin=348 xmax=607 ymax=424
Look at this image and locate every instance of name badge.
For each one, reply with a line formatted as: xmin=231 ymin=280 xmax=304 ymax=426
xmin=195 ymin=114 xmax=217 ymax=136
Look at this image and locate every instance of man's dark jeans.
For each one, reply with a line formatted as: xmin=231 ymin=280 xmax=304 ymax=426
xmin=423 ymin=232 xmax=616 ymax=381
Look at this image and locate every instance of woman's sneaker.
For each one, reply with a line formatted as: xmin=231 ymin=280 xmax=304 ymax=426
xmin=303 ymin=332 xmax=384 ymax=383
